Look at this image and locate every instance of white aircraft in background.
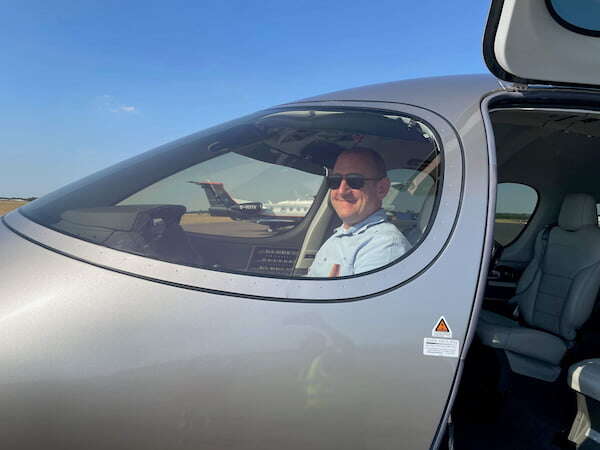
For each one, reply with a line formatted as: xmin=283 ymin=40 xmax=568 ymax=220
xmin=188 ymin=181 xmax=313 ymax=230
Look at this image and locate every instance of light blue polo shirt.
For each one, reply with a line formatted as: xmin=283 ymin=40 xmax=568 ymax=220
xmin=308 ymin=209 xmax=411 ymax=277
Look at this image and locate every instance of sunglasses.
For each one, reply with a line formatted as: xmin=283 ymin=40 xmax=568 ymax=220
xmin=326 ymin=173 xmax=384 ymax=190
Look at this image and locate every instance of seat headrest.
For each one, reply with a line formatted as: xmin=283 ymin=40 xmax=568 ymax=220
xmin=558 ymin=193 xmax=597 ymax=231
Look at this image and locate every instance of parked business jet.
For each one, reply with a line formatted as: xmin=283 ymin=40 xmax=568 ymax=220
xmin=189 ymin=180 xmax=313 ymax=230
xmin=2 ymin=1 xmax=600 ymax=449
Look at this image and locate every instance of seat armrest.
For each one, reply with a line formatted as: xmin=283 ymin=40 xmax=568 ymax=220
xmin=482 ymin=297 xmax=517 ymax=317
xmin=569 ymin=360 xmax=600 ymax=402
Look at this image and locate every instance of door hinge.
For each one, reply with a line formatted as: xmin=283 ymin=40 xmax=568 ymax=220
xmin=509 ymin=82 xmax=528 ymax=91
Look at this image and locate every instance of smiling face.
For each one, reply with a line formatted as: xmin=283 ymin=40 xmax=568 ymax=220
xmin=330 ymin=150 xmax=390 ymax=228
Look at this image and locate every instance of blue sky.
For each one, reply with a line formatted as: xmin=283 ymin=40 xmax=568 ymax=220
xmin=2 ymin=1 xmax=490 ymax=197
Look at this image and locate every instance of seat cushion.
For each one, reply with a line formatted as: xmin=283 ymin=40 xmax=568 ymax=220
xmin=568 ymin=359 xmax=600 ymax=402
xmin=477 ymin=310 xmax=568 ymax=365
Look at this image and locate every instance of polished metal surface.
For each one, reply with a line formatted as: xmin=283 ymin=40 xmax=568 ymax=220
xmin=291 ymin=74 xmax=502 ymax=123
xmin=0 ymin=74 xmax=496 ymax=449
xmin=0 ymin=195 xmax=487 ymax=450
xmin=4 ymin=102 xmax=462 ymax=302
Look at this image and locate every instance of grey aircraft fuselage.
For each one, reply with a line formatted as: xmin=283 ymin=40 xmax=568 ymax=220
xmin=0 ymin=74 xmax=498 ymax=449
xmin=3 ymin=1 xmax=599 ymax=447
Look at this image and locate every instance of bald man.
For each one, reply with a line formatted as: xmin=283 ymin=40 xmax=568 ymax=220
xmin=308 ymin=149 xmax=411 ymax=277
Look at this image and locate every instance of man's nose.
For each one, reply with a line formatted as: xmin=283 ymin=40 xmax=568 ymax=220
xmin=338 ymin=178 xmax=352 ymax=192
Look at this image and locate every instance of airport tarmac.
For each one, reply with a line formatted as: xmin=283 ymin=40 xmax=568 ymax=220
xmin=181 ymin=214 xmax=277 ymax=238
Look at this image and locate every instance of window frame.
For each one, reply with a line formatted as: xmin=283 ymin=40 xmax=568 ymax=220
xmin=545 ymin=0 xmax=600 ymax=38
xmin=8 ymin=102 xmax=462 ymax=300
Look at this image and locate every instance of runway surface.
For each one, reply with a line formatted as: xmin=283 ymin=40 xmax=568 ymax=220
xmin=181 ymin=214 xmax=277 ymax=238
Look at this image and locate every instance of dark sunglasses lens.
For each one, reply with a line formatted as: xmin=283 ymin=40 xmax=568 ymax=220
xmin=327 ymin=175 xmax=342 ymax=189
xmin=346 ymin=175 xmax=365 ymax=189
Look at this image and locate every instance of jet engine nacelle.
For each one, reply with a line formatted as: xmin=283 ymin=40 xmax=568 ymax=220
xmin=230 ymin=202 xmax=263 ymax=219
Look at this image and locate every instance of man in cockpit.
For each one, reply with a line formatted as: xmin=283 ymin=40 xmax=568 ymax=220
xmin=308 ymin=148 xmax=411 ymax=277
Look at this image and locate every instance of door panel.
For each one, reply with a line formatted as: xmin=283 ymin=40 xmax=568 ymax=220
xmin=0 ymin=210 xmax=489 ymax=449
xmin=485 ymin=0 xmax=600 ymax=88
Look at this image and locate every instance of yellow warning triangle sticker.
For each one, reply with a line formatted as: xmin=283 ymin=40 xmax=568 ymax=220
xmin=432 ymin=316 xmax=452 ymax=338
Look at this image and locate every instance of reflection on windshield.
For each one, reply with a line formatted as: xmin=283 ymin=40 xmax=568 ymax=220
xmin=548 ymin=0 xmax=600 ymax=33
xmin=119 ymin=152 xmax=323 ymax=237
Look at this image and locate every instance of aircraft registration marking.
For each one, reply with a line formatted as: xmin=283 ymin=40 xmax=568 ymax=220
xmin=423 ymin=338 xmax=460 ymax=358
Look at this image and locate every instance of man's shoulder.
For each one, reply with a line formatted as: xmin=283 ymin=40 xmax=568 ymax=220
xmin=362 ymin=220 xmax=404 ymax=239
xmin=363 ymin=221 xmax=412 ymax=252
xmin=353 ymin=221 xmax=411 ymax=272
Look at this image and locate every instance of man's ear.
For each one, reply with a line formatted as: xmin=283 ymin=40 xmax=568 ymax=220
xmin=376 ymin=177 xmax=391 ymax=199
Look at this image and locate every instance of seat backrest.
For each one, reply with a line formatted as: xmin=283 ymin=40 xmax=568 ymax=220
xmin=401 ymin=192 xmax=435 ymax=245
xmin=515 ymin=193 xmax=600 ymax=340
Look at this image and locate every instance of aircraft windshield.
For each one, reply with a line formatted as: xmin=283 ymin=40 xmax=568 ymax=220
xmin=21 ymin=107 xmax=441 ymax=278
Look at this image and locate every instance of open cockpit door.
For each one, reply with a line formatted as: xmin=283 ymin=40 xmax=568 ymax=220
xmin=484 ymin=0 xmax=600 ymax=88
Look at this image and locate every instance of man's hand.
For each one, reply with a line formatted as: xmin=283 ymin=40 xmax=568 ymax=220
xmin=328 ymin=264 xmax=341 ymax=277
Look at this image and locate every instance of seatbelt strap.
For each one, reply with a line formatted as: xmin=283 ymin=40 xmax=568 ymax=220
xmin=539 ymin=224 xmax=555 ymax=268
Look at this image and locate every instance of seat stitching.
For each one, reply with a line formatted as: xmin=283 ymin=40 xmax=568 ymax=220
xmin=537 ymin=290 xmax=568 ymax=298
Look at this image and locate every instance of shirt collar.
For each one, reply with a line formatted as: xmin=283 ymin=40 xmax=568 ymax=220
xmin=334 ymin=209 xmax=387 ymax=237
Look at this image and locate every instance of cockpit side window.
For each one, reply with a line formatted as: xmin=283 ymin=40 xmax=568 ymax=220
xmin=494 ymin=182 xmax=539 ymax=246
xmin=21 ymin=108 xmax=441 ymax=279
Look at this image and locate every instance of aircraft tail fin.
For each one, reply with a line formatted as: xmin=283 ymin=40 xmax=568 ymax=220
xmin=189 ymin=181 xmax=237 ymax=208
